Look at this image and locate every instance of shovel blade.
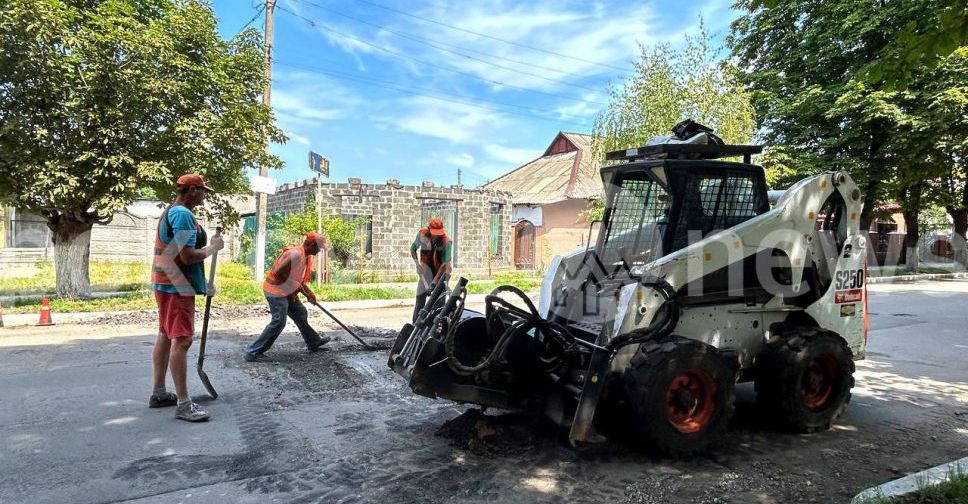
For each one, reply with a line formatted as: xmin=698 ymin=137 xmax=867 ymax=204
xmin=197 ymin=360 xmax=218 ymax=399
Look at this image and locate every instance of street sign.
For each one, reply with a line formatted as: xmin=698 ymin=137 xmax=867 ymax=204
xmin=309 ymin=151 xmax=329 ymax=177
xmin=250 ymin=175 xmax=277 ymax=195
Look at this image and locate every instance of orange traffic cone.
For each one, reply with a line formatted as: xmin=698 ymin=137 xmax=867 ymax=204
xmin=37 ymin=297 xmax=54 ymax=326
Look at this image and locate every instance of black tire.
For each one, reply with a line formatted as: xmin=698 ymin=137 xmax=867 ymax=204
xmin=754 ymin=326 xmax=855 ymax=433
xmin=621 ymin=336 xmax=735 ymax=457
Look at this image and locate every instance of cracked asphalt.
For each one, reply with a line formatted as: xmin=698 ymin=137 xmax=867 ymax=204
xmin=1 ymin=280 xmax=967 ymax=503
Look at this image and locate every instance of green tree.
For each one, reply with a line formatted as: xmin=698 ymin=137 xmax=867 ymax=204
xmin=729 ymin=0 xmax=967 ymax=269
xmin=253 ymin=194 xmax=368 ymax=275
xmin=0 ymin=0 xmax=285 ymax=298
xmin=592 ymin=21 xmax=756 ymax=159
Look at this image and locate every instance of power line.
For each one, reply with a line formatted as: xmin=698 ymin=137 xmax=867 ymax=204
xmin=272 ymin=62 xmax=594 ymax=128
xmin=290 ymin=0 xmax=614 ymax=90
xmin=353 ymin=0 xmax=634 ymax=73
xmin=233 ymin=5 xmax=266 ymax=37
xmin=276 ymin=5 xmax=609 ymax=107
xmin=276 ymin=59 xmax=590 ymax=118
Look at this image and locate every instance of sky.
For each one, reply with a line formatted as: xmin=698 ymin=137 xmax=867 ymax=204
xmin=211 ymin=0 xmax=739 ymax=189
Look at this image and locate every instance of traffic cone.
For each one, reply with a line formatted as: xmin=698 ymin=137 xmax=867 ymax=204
xmin=37 ymin=297 xmax=54 ymax=326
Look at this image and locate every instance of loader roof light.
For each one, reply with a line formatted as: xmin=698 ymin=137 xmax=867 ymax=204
xmin=604 ymin=143 xmax=764 ymax=163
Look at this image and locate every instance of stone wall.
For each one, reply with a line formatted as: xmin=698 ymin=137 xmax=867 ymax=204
xmin=268 ymin=178 xmax=515 ymax=278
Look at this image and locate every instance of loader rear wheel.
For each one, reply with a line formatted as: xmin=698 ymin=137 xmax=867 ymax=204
xmin=755 ymin=327 xmax=855 ymax=433
xmin=622 ymin=336 xmax=735 ymax=456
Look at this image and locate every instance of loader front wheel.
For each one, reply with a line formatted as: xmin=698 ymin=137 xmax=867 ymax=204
xmin=622 ymin=336 xmax=735 ymax=456
xmin=755 ymin=328 xmax=854 ymax=433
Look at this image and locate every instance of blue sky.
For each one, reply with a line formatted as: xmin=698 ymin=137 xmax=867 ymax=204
xmin=211 ymin=0 xmax=738 ymax=188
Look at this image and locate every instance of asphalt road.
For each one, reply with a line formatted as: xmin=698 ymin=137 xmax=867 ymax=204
xmin=1 ymin=280 xmax=966 ymax=504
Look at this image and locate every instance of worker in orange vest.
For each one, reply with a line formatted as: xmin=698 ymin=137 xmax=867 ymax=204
xmin=150 ymin=173 xmax=223 ymax=422
xmin=410 ymin=217 xmax=453 ymax=322
xmin=245 ymin=232 xmax=329 ymax=362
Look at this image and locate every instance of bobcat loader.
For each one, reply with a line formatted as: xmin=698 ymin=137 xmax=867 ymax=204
xmin=389 ymin=121 xmax=868 ymax=455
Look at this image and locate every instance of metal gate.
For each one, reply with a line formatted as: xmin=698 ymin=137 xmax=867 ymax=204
xmin=513 ymin=220 xmax=535 ymax=269
xmin=420 ymin=199 xmax=458 ymax=265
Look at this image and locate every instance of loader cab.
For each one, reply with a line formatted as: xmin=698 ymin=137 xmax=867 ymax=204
xmin=596 ymin=144 xmax=768 ymax=273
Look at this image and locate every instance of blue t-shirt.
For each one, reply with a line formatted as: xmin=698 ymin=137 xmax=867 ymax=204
xmin=154 ymin=205 xmax=207 ymax=295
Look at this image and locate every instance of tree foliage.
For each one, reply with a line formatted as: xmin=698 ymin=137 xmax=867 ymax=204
xmin=730 ymin=0 xmax=968 ymax=269
xmin=592 ymin=21 xmax=756 ymax=160
xmin=0 ymin=0 xmax=285 ymax=296
xmin=241 ymin=193 xmax=369 ymax=275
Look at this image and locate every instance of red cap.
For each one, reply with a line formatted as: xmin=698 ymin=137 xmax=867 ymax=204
xmin=176 ymin=173 xmax=214 ymax=192
xmin=427 ymin=217 xmax=446 ymax=236
xmin=305 ymin=231 xmax=324 ymax=246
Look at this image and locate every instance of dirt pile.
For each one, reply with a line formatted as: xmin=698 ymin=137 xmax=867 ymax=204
xmin=434 ymin=409 xmax=555 ymax=457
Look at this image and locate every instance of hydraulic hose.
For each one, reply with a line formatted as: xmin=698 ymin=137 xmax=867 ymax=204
xmin=443 ymin=285 xmax=576 ymax=376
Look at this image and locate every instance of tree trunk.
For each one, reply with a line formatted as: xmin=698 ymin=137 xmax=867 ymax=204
xmin=49 ymin=213 xmax=95 ymax=299
xmin=949 ymin=207 xmax=968 ymax=269
xmin=901 ymin=184 xmax=922 ymax=272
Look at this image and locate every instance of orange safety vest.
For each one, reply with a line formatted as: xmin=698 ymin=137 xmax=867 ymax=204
xmin=263 ymin=246 xmax=313 ymax=297
xmin=416 ymin=228 xmax=448 ymax=274
xmin=152 ymin=205 xmax=205 ymax=292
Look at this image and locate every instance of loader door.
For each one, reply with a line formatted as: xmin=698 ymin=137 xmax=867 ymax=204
xmin=597 ymin=172 xmax=670 ymax=270
xmin=664 ymin=165 xmax=769 ymax=254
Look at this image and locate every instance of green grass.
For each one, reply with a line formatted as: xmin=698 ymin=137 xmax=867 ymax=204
xmin=1 ymin=260 xmax=542 ymax=314
xmin=858 ymin=470 xmax=968 ymax=503
xmin=0 ymin=260 xmax=148 ymax=295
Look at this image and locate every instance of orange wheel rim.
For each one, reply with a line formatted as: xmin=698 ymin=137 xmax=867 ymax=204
xmin=665 ymin=369 xmax=717 ymax=434
xmin=801 ymin=355 xmax=836 ymax=409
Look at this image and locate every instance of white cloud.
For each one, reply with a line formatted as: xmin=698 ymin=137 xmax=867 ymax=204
xmin=483 ymin=144 xmax=541 ymax=166
xmin=453 ymin=153 xmax=475 ymax=167
xmin=285 ymin=131 xmax=311 ymax=147
xmin=392 ymin=97 xmax=506 ymax=144
xmin=416 ymin=151 xmax=476 ymax=169
xmin=273 ymin=90 xmax=344 ymax=123
xmin=385 ymin=2 xmax=663 ymax=93
xmin=268 ymin=71 xmax=365 ymax=129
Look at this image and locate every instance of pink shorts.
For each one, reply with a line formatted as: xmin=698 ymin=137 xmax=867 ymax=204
xmin=155 ymin=290 xmax=196 ymax=339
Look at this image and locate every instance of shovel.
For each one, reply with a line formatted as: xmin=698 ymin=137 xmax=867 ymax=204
xmin=197 ymin=229 xmax=221 ymax=399
xmin=309 ymin=300 xmax=378 ymax=350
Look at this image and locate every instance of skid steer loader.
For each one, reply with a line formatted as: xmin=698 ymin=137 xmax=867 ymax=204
xmin=389 ymin=121 xmax=868 ymax=456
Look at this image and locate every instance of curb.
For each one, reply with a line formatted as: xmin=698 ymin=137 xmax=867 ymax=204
xmin=0 ymin=293 xmax=539 ymax=328
xmin=851 ymin=456 xmax=968 ymax=503
xmin=867 ymin=272 xmax=968 ymax=284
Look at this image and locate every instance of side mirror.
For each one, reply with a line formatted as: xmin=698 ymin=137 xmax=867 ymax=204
xmin=586 ymin=220 xmax=602 ymax=249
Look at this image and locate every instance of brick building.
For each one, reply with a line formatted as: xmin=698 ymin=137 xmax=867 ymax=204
xmin=267 ymin=178 xmax=514 ymax=278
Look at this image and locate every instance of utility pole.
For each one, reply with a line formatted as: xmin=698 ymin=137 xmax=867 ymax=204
xmin=457 ymin=168 xmax=461 ymax=187
xmin=254 ymin=0 xmax=276 ymax=281
xmin=316 ymin=174 xmax=322 ymax=286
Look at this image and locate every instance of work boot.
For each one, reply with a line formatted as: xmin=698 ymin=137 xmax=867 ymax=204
xmin=308 ymin=335 xmax=332 ymax=352
xmin=148 ymin=391 xmax=178 ymax=408
xmin=175 ymin=401 xmax=210 ymax=422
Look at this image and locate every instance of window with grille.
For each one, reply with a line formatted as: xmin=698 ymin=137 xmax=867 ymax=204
xmin=489 ymin=203 xmax=503 ymax=257
xmin=599 ymin=174 xmax=669 ymax=268
xmin=668 ymin=169 xmax=767 ymax=252
xmin=420 ymin=199 xmax=458 ymax=265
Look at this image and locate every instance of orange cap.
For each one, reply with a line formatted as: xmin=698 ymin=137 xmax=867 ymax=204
xmin=305 ymin=231 xmax=324 ymax=246
xmin=427 ymin=217 xmax=446 ymax=236
xmin=176 ymin=173 xmax=214 ymax=192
